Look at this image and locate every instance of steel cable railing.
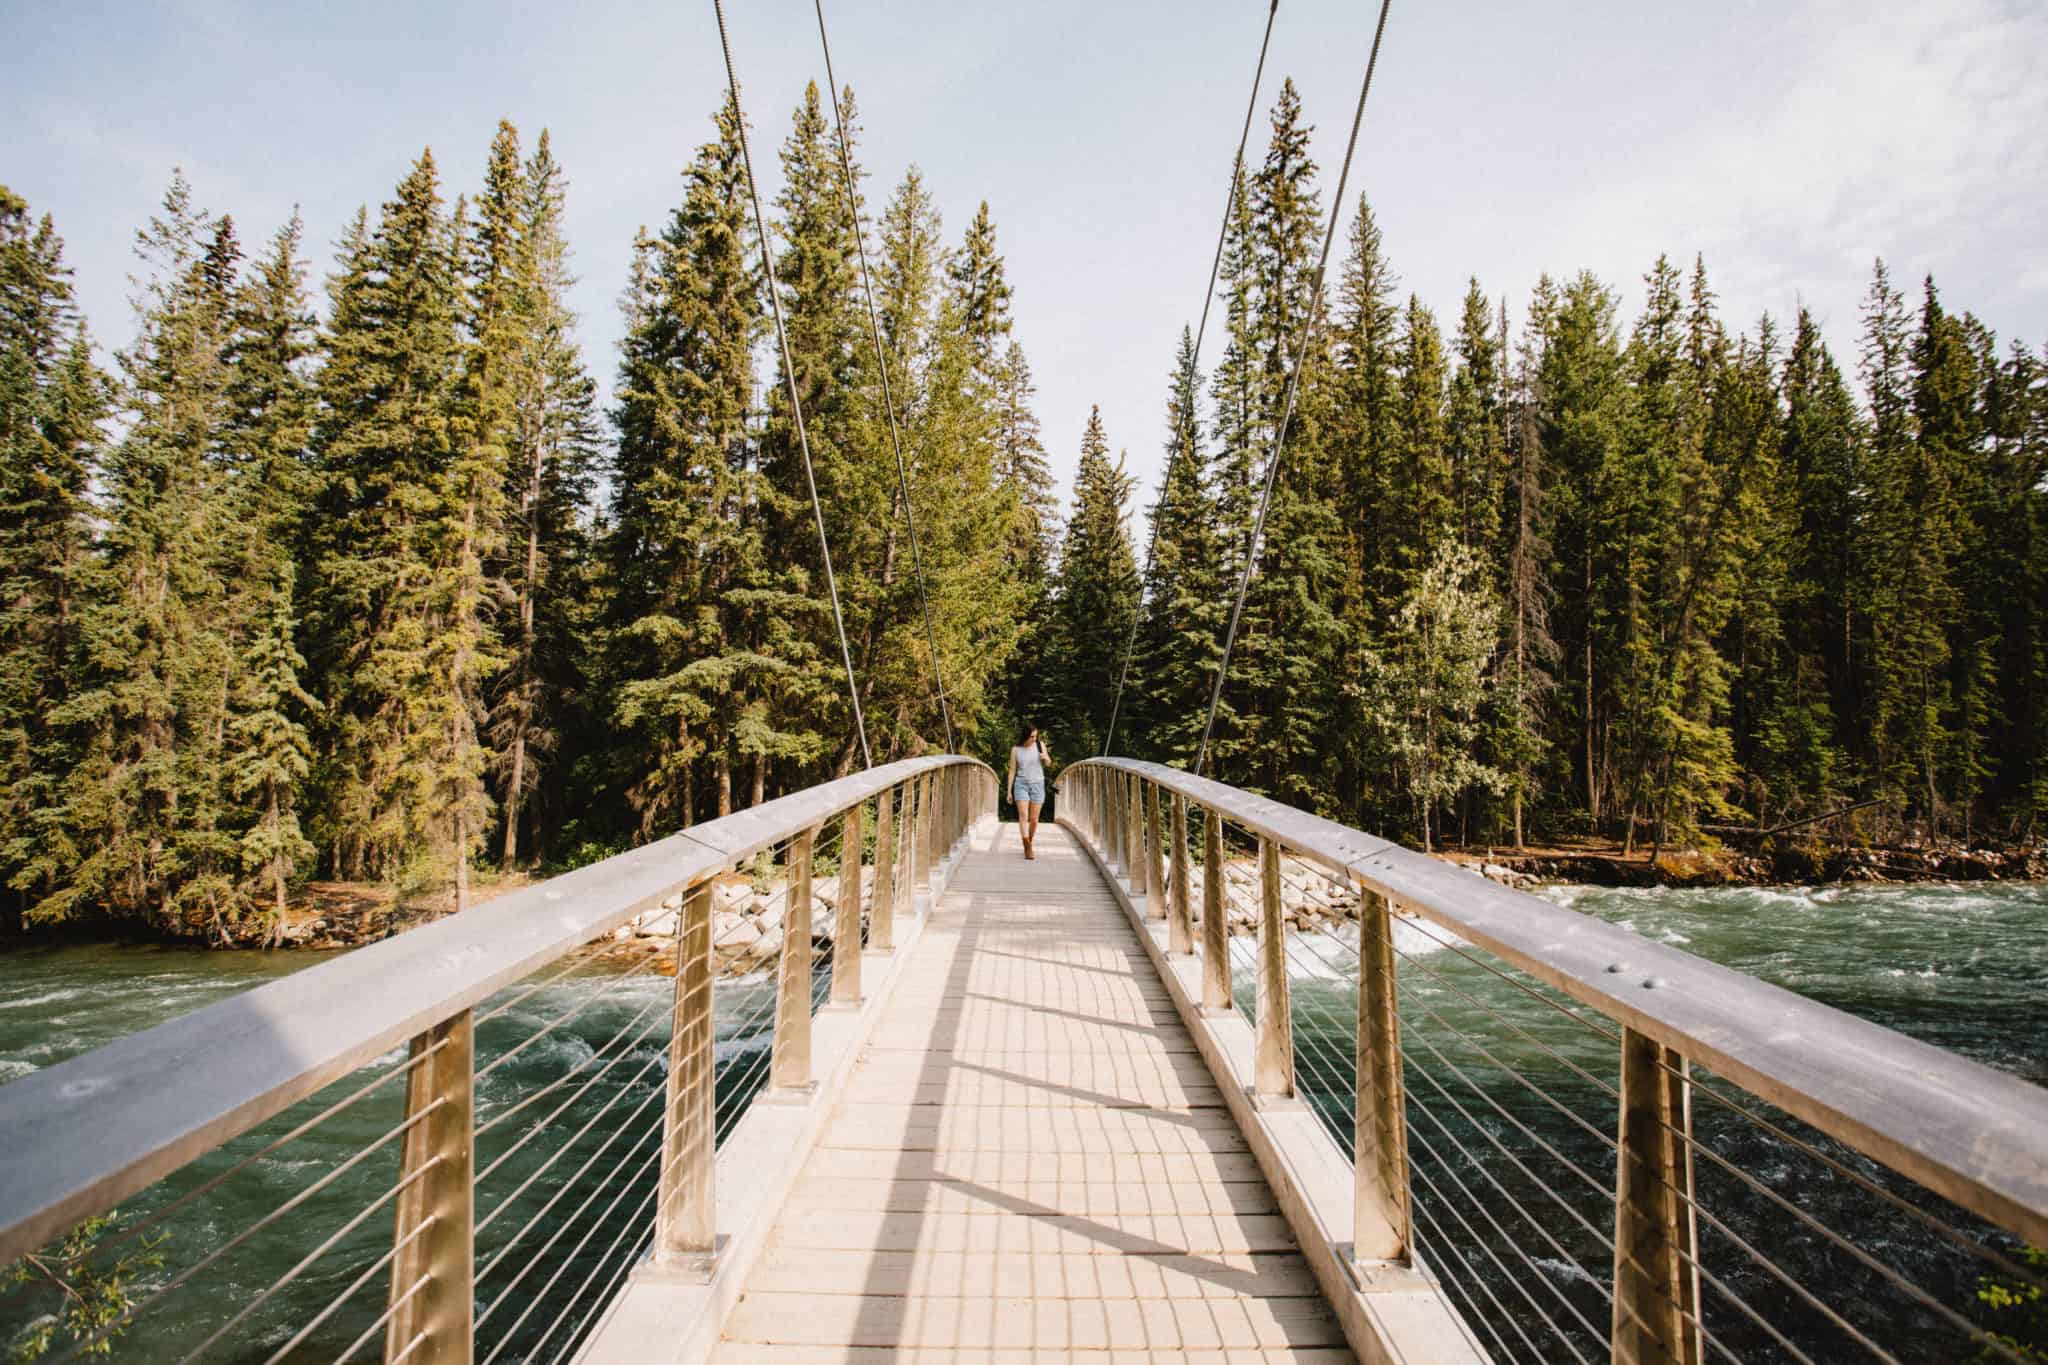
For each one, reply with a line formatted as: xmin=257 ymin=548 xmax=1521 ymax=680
xmin=0 ymin=756 xmax=994 ymax=1363
xmin=1058 ymin=756 xmax=2048 ymax=1365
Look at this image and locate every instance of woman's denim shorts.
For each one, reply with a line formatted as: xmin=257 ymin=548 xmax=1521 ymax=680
xmin=1012 ymin=776 xmax=1045 ymax=804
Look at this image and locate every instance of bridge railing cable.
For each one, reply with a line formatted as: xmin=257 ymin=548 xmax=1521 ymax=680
xmin=1059 ymin=757 xmax=2048 ymax=1365
xmin=0 ymin=757 xmax=995 ymax=1363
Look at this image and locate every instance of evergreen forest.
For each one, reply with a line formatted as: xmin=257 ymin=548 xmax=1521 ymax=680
xmin=3 ymin=78 xmax=2044 ymax=940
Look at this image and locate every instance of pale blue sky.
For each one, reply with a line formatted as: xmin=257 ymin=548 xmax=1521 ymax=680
xmin=5 ymin=0 xmax=2045 ymax=519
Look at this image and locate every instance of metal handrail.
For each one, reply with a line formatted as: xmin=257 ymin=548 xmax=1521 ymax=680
xmin=0 ymin=754 xmax=993 ymax=1269
xmin=1057 ymin=756 xmax=2048 ymax=1251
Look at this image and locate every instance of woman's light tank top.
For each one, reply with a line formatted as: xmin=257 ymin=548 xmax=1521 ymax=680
xmin=1013 ymin=744 xmax=1045 ymax=782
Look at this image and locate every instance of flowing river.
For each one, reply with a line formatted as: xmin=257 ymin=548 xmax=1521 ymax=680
xmin=2 ymin=880 xmax=2044 ymax=1362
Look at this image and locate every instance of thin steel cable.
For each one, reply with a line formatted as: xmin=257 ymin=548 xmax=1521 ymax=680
xmin=475 ymin=948 xmax=599 ymax=1028
xmin=1656 ymin=1105 xmax=2042 ymax=1357
xmin=1399 ymin=908 xmax=1624 ymax=1043
xmin=479 ymin=1143 xmax=665 ymax=1365
xmin=385 ymin=1329 xmax=430 ymax=1365
xmin=1392 ymin=1047 xmax=1613 ymax=1285
xmin=1101 ymin=0 xmax=1280 ymax=756
xmin=812 ymin=0 xmax=954 ymax=751
xmin=712 ymin=0 xmax=872 ymax=769
xmin=474 ymin=969 xmax=672 ymax=1140
xmin=1397 ymin=1026 xmax=1618 ymax=1219
xmin=473 ymin=993 xmax=674 ymax=1194
xmin=89 ymin=1036 xmax=440 ymax=1257
xmin=518 ymin=1172 xmax=665 ymax=1363
xmin=257 ymin=1214 xmax=434 ymax=1365
xmin=1403 ymin=1159 xmax=1563 ymax=1362
xmin=1195 ymin=0 xmax=1392 ymax=777
xmin=332 ymin=1272 xmax=428 ymax=1365
xmin=1407 ymin=1207 xmax=1524 ymax=1365
xmin=1376 ymin=947 xmax=1622 ymax=1153
xmin=59 ymin=1098 xmax=444 ymax=1358
xmin=1402 ymin=1120 xmax=1605 ymax=1361
xmin=474 ymin=1049 xmax=668 ymax=1253
xmin=164 ymin=1157 xmax=441 ymax=1365
xmin=475 ymin=948 xmax=665 ymax=1083
xmin=1657 ymin=1053 xmax=2048 ymax=1298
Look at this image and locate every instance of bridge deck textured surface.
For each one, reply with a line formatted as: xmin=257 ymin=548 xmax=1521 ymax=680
xmin=712 ymin=821 xmax=1352 ymax=1363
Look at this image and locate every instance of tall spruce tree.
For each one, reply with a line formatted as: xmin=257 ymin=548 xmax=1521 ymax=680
xmin=0 ymin=190 xmax=106 ymax=918
xmin=1491 ymin=289 xmax=1559 ymax=847
xmin=43 ymin=180 xmax=241 ymax=932
xmin=493 ymin=130 xmax=603 ymax=867
xmin=607 ymin=94 xmax=769 ymax=833
xmin=221 ymin=214 xmax=319 ymax=940
xmin=308 ymin=151 xmax=465 ymax=891
xmin=1046 ymin=408 xmax=1138 ymax=758
xmin=1131 ymin=328 xmax=1225 ymax=765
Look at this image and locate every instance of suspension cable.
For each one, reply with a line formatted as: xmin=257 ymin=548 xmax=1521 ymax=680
xmin=713 ymin=0 xmax=873 ymax=769
xmin=1193 ymin=0 xmax=1393 ymax=778
xmin=812 ymin=0 xmax=955 ymax=752
xmin=1101 ymin=0 xmax=1280 ymax=759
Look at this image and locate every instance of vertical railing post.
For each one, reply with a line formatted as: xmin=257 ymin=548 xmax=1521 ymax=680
xmin=1253 ymin=836 xmax=1294 ymax=1103
xmin=386 ymin=1009 xmax=473 ymax=1362
xmin=829 ymin=803 xmax=863 ymax=1007
xmin=1130 ymin=773 xmax=1146 ymax=879
xmin=871 ymin=786 xmax=896 ymax=951
xmin=1201 ymin=809 xmax=1230 ymax=1012
xmin=1613 ymin=1029 xmax=1704 ymax=1365
xmin=1353 ymin=886 xmax=1409 ymax=1265
xmin=1168 ymin=793 xmax=1193 ymax=955
xmin=947 ymin=765 xmax=960 ymax=851
xmin=905 ymin=773 xmax=921 ymax=912
xmin=1104 ymin=768 xmax=1120 ymax=868
xmin=768 ymin=828 xmax=818 ymax=1097
xmin=1132 ymin=780 xmax=1153 ymax=905
xmin=1143 ymin=782 xmax=1166 ymax=919
xmin=653 ymin=881 xmax=715 ymax=1276
xmin=918 ymin=771 xmax=937 ymax=889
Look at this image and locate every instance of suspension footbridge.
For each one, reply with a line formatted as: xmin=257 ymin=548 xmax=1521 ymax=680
xmin=3 ymin=755 xmax=2046 ymax=1363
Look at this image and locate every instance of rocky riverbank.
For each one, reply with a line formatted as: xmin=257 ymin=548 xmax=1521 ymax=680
xmin=1445 ymin=840 xmax=2045 ymax=890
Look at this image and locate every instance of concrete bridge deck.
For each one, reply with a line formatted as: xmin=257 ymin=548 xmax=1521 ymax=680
xmin=712 ymin=822 xmax=1353 ymax=1363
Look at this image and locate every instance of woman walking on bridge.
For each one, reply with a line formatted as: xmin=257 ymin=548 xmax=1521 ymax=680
xmin=1007 ymin=725 xmax=1050 ymax=859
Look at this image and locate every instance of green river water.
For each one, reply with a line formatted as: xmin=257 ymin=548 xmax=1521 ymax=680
xmin=1 ymin=880 xmax=2043 ymax=1362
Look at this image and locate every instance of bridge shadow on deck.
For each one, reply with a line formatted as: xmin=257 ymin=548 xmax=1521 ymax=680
xmin=713 ymin=822 xmax=1352 ymax=1362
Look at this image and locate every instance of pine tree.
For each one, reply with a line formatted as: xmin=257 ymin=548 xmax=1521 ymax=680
xmin=220 ymin=214 xmax=319 ymax=941
xmin=1214 ymin=79 xmax=1345 ymax=808
xmin=492 ymin=130 xmax=603 ymax=868
xmin=1445 ymin=279 xmax=1504 ymax=552
xmin=1045 ymin=408 xmax=1138 ymax=758
xmin=1393 ymin=295 xmax=1454 ymax=591
xmin=1491 ymin=291 xmax=1558 ymax=847
xmin=308 ymin=151 xmax=465 ymax=890
xmin=1537 ymin=271 xmax=1627 ymax=828
xmin=1131 ymin=328 xmax=1224 ymax=765
xmin=0 ymin=189 xmax=106 ymax=917
xmin=1328 ymin=193 xmax=1403 ymax=822
xmin=948 ymin=200 xmax=1013 ymax=379
xmin=608 ymin=94 xmax=766 ymax=834
xmin=43 ymin=179 xmax=241 ymax=933
xmin=1858 ymin=260 xmax=1953 ymax=831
